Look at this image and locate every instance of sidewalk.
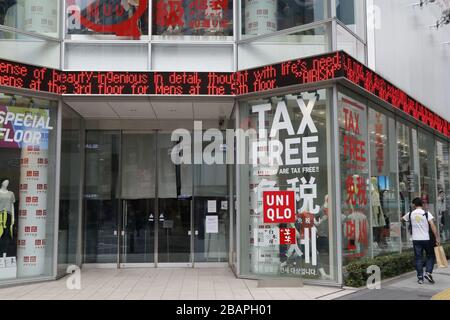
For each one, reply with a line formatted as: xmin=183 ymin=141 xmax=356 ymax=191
xmin=337 ymin=267 xmax=450 ymax=300
xmin=0 ymin=268 xmax=355 ymax=300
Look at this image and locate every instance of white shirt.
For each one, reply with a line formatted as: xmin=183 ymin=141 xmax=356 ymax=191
xmin=402 ymin=208 xmax=434 ymax=241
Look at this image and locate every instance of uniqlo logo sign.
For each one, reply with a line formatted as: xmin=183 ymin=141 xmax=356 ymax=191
xmin=263 ymin=191 xmax=296 ymax=224
xmin=280 ymin=228 xmax=296 ymax=245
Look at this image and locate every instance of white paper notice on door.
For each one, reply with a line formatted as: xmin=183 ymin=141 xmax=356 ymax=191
xmin=207 ymin=200 xmax=217 ymax=213
xmin=221 ymin=201 xmax=228 ymax=210
xmin=205 ymin=216 xmax=219 ymax=234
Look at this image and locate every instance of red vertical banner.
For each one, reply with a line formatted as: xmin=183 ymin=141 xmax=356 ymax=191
xmin=279 ymin=228 xmax=296 ymax=245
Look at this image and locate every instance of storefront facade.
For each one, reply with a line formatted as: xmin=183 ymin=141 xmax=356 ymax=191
xmin=0 ymin=1 xmax=449 ymax=287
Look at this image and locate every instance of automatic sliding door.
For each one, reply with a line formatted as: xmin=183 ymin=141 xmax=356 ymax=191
xmin=157 ymin=133 xmax=192 ymax=264
xmin=120 ymin=133 xmax=156 ymax=264
xmin=84 ymin=131 xmax=120 ymax=264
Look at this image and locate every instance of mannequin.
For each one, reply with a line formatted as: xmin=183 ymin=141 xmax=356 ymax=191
xmin=0 ymin=178 xmax=15 ymax=256
xmin=371 ymin=177 xmax=386 ymax=248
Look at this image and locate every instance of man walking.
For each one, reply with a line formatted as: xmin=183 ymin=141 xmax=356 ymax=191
xmin=402 ymin=197 xmax=440 ymax=284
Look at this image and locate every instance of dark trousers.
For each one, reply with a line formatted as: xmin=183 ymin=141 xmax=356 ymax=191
xmin=413 ymin=240 xmax=435 ymax=279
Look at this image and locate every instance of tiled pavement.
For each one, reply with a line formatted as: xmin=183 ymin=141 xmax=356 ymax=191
xmin=0 ymin=268 xmax=355 ymax=300
xmin=337 ymin=266 xmax=450 ymax=300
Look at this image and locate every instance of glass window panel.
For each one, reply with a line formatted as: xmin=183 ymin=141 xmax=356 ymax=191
xmin=0 ymin=0 xmax=59 ymax=38
xmin=418 ymin=129 xmax=437 ymax=224
xmin=0 ymin=29 xmax=60 ymax=69
xmin=338 ymin=91 xmax=370 ymax=264
xmin=397 ymin=121 xmax=419 ymax=250
xmin=66 ymin=0 xmax=149 ymax=39
xmin=152 ymin=0 xmax=233 ymax=39
xmin=58 ymin=105 xmax=82 ymax=275
xmin=238 ymin=26 xmax=328 ymax=69
xmin=336 ymin=0 xmax=365 ymax=40
xmin=0 ymin=92 xmax=58 ymax=282
xmin=436 ymin=140 xmax=450 ymax=242
xmin=84 ymin=130 xmax=120 ymax=263
xmin=65 ymin=43 xmax=148 ymax=71
xmin=239 ymin=89 xmax=335 ymax=281
xmin=242 ymin=0 xmax=326 ymax=38
xmin=337 ymin=24 xmax=365 ymax=63
xmin=368 ymin=108 xmax=400 ymax=256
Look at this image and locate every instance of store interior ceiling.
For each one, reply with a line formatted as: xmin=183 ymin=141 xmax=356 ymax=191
xmin=63 ymin=99 xmax=235 ymax=120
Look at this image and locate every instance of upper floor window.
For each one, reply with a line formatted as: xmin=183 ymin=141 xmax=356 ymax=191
xmin=66 ymin=0 xmax=149 ymax=39
xmin=152 ymin=0 xmax=233 ymax=38
xmin=0 ymin=0 xmax=59 ymax=38
xmin=336 ymin=0 xmax=365 ymax=40
xmin=242 ymin=0 xmax=326 ymax=37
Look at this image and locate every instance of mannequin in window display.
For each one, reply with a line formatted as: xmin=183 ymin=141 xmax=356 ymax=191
xmin=0 ymin=178 xmax=15 ymax=257
xmin=371 ymin=177 xmax=386 ymax=249
xmin=437 ymin=190 xmax=447 ymax=241
xmin=156 ymin=0 xmax=184 ymax=35
xmin=204 ymin=0 xmax=225 ymax=35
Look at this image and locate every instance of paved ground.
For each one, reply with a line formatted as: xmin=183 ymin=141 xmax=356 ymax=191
xmin=0 ymin=268 xmax=355 ymax=300
xmin=337 ymin=267 xmax=450 ymax=300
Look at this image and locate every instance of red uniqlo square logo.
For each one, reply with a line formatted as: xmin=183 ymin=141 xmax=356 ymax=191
xmin=33 ymin=171 xmax=39 ymax=177
xmin=27 ymin=171 xmax=32 ymax=177
xmin=263 ymin=191 xmax=296 ymax=224
xmin=32 ymin=197 xmax=38 ymax=203
xmin=25 ymin=226 xmax=31 ymax=232
xmin=280 ymin=228 xmax=296 ymax=245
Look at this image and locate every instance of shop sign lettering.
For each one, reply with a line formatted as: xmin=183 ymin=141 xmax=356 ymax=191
xmin=263 ymin=191 xmax=295 ymax=224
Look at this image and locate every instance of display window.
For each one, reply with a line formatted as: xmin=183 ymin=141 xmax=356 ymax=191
xmin=368 ymin=108 xmax=400 ymax=256
xmin=436 ymin=140 xmax=450 ymax=243
xmin=0 ymin=93 xmax=57 ymax=281
xmin=239 ymin=89 xmax=335 ymax=281
xmin=418 ymin=129 xmax=437 ymax=227
xmin=66 ymin=0 xmax=149 ymax=38
xmin=241 ymin=0 xmax=326 ymax=37
xmin=397 ymin=121 xmax=419 ymax=250
xmin=338 ymin=91 xmax=370 ymax=263
xmin=152 ymin=0 xmax=233 ymax=38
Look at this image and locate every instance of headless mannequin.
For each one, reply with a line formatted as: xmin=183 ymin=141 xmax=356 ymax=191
xmin=371 ymin=177 xmax=386 ymax=247
xmin=0 ymin=179 xmax=15 ymax=256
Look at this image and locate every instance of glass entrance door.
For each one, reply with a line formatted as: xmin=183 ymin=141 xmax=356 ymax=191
xmin=84 ymin=131 xmax=121 ymax=264
xmin=84 ymin=130 xmax=228 ymax=267
xmin=157 ymin=133 xmax=192 ymax=265
xmin=120 ymin=133 xmax=157 ymax=265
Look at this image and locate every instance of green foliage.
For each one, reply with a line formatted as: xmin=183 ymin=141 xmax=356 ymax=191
xmin=343 ymin=243 xmax=450 ymax=288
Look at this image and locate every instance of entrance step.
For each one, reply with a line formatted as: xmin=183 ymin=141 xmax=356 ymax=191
xmin=257 ymin=277 xmax=304 ymax=288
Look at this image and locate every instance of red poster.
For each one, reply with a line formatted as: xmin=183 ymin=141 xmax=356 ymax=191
xmin=263 ymin=191 xmax=295 ymax=224
xmin=280 ymin=228 xmax=296 ymax=245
